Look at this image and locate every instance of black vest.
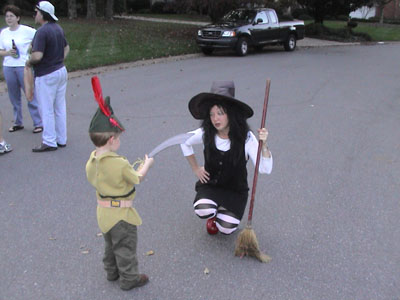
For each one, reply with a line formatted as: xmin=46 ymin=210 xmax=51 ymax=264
xmin=203 ymin=141 xmax=249 ymax=193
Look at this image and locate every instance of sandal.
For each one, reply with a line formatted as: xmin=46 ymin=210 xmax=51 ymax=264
xmin=9 ymin=125 xmax=24 ymax=132
xmin=33 ymin=126 xmax=43 ymax=134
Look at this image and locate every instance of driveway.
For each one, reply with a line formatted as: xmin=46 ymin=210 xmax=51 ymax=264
xmin=0 ymin=42 xmax=399 ymax=300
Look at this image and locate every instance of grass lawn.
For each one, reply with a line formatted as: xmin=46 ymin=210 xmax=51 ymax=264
xmin=0 ymin=17 xmax=200 ymax=80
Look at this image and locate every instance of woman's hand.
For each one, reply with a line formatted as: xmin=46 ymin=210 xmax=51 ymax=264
xmin=194 ymin=166 xmax=210 ymax=183
xmin=258 ymin=128 xmax=268 ymax=145
xmin=258 ymin=128 xmax=271 ymax=158
xmin=9 ymin=49 xmax=17 ymax=57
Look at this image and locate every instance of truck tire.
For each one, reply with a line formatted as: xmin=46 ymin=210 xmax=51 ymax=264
xmin=236 ymin=37 xmax=249 ymax=56
xmin=202 ymin=48 xmax=214 ymax=55
xmin=284 ymin=34 xmax=296 ymax=51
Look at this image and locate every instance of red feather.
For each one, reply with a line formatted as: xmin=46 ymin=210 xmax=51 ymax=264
xmin=91 ymin=76 xmax=124 ymax=131
xmin=91 ymin=76 xmax=111 ymax=117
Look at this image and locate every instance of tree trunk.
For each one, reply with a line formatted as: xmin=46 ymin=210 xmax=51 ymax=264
xmin=379 ymin=4 xmax=385 ymax=24
xmin=67 ymin=0 xmax=77 ymax=19
xmin=105 ymin=0 xmax=114 ymax=19
xmin=87 ymin=0 xmax=97 ymax=19
xmin=122 ymin=0 xmax=127 ymax=14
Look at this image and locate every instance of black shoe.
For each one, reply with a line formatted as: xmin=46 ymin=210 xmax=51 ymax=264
xmin=32 ymin=143 xmax=58 ymax=152
xmin=120 ymin=274 xmax=149 ymax=291
xmin=9 ymin=125 xmax=24 ymax=132
xmin=57 ymin=143 xmax=66 ymax=148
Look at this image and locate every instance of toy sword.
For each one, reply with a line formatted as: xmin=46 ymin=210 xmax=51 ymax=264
xmin=148 ymin=132 xmax=194 ymax=158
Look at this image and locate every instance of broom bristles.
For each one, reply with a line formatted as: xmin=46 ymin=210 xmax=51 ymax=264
xmin=234 ymin=226 xmax=271 ymax=263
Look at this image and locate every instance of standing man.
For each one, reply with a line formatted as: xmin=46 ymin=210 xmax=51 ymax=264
xmin=26 ymin=1 xmax=69 ymax=152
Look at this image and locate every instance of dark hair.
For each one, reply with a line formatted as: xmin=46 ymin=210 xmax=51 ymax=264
xmin=201 ymin=102 xmax=250 ymax=165
xmin=4 ymin=5 xmax=21 ymax=23
xmin=39 ymin=9 xmax=56 ymax=22
xmin=89 ymin=132 xmax=120 ymax=147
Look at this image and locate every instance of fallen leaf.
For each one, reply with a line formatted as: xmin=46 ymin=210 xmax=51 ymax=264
xmin=145 ymin=250 xmax=154 ymax=256
xmin=204 ymin=267 xmax=210 ymax=275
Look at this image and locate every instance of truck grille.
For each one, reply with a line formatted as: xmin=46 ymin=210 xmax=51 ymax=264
xmin=201 ymin=30 xmax=221 ymax=38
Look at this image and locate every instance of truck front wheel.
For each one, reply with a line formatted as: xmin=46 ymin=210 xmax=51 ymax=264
xmin=236 ymin=37 xmax=249 ymax=56
xmin=284 ymin=34 xmax=297 ymax=51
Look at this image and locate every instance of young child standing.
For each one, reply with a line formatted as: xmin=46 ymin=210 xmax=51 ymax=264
xmin=86 ymin=77 xmax=154 ymax=291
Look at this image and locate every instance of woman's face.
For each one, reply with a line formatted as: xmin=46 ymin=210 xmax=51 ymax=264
xmin=5 ymin=11 xmax=20 ymax=28
xmin=210 ymin=105 xmax=229 ymax=133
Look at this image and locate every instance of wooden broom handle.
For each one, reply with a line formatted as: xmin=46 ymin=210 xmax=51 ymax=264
xmin=247 ymin=79 xmax=271 ymax=225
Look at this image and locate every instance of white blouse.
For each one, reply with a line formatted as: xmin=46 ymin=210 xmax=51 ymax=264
xmin=180 ymin=128 xmax=273 ymax=174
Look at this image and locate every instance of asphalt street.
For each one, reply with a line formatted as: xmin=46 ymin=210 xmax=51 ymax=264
xmin=0 ymin=43 xmax=399 ymax=300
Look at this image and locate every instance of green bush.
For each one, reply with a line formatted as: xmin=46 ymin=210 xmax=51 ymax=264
xmin=151 ymin=1 xmax=165 ymax=13
xmin=128 ymin=0 xmax=151 ymax=12
xmin=279 ymin=14 xmax=294 ymax=21
xmin=336 ymin=15 xmax=349 ymax=21
xmin=291 ymin=8 xmax=308 ymax=19
xmin=163 ymin=2 xmax=178 ymax=14
xmin=347 ymin=20 xmax=358 ymax=28
xmin=298 ymin=14 xmax=313 ymax=20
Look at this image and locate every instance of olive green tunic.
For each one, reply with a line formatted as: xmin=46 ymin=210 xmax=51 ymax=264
xmin=86 ymin=150 xmax=142 ymax=233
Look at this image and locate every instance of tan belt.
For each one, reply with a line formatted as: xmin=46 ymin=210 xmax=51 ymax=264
xmin=97 ymin=199 xmax=132 ymax=208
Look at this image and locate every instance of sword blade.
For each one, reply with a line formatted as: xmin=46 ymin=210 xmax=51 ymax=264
xmin=148 ymin=132 xmax=194 ymax=158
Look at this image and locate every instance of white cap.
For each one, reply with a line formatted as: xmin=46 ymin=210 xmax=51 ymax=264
xmin=36 ymin=1 xmax=58 ymax=21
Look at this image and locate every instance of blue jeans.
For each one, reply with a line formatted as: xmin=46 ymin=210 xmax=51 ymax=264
xmin=3 ymin=66 xmax=42 ymax=127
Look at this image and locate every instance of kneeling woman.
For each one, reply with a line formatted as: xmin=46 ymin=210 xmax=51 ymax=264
xmin=180 ymin=81 xmax=273 ymax=235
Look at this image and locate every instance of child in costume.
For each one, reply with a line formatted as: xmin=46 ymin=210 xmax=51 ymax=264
xmin=180 ymin=81 xmax=273 ymax=235
xmin=86 ymin=77 xmax=153 ymax=291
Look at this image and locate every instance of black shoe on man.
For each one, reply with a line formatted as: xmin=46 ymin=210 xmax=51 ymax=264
xmin=32 ymin=143 xmax=58 ymax=152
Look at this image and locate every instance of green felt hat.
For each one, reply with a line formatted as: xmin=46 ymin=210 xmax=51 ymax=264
xmin=89 ymin=96 xmax=124 ymax=133
xmin=89 ymin=76 xmax=124 ymax=133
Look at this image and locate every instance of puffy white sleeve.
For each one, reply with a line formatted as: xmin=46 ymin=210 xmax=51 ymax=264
xmin=180 ymin=128 xmax=204 ymax=157
xmin=245 ymin=131 xmax=273 ymax=174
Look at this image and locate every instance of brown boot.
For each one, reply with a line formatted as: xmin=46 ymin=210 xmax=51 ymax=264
xmin=120 ymin=274 xmax=149 ymax=291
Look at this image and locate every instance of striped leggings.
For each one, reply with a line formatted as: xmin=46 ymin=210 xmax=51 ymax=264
xmin=193 ymin=199 xmax=240 ymax=235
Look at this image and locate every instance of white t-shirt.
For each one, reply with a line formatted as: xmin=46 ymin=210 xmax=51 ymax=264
xmin=0 ymin=25 xmax=36 ymax=67
xmin=180 ymin=128 xmax=273 ymax=174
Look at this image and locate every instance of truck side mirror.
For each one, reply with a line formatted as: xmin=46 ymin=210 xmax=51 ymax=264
xmin=256 ymin=18 xmax=263 ymax=24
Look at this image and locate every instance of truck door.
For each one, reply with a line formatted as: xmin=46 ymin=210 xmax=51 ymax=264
xmin=250 ymin=11 xmax=269 ymax=44
xmin=266 ymin=10 xmax=280 ymax=41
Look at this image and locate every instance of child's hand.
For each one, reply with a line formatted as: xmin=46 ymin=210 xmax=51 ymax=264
xmin=144 ymin=154 xmax=154 ymax=168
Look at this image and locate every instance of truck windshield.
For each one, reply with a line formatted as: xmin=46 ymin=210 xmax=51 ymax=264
xmin=222 ymin=10 xmax=256 ymax=24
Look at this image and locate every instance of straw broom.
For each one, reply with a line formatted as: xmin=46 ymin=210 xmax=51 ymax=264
xmin=234 ymin=79 xmax=272 ymax=263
